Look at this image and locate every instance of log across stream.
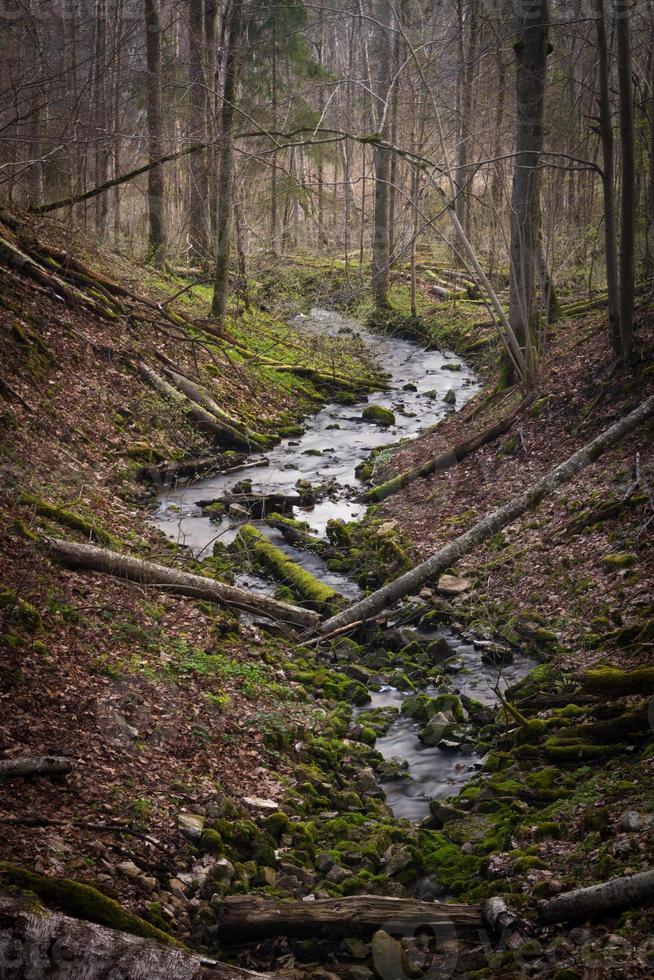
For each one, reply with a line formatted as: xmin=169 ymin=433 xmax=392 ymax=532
xmin=152 ymin=308 xmax=536 ymax=821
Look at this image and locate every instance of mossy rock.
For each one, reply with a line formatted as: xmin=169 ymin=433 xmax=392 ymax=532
xmin=361 ymin=405 xmax=395 ymax=427
xmin=0 ymin=863 xmax=179 ymax=946
xmin=278 ymin=424 xmax=305 ymax=438
xmin=601 ymin=552 xmax=637 ymax=571
xmin=264 ymin=812 xmax=290 ymax=839
xmin=200 ymin=829 xmax=224 ymax=854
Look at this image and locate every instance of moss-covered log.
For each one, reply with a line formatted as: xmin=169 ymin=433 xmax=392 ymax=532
xmin=265 ymin=514 xmax=327 ymax=553
xmin=322 ymin=393 xmax=654 ymax=634
xmin=578 ymin=666 xmax=654 ymax=696
xmin=160 ymin=365 xmax=273 ymax=450
xmin=235 ymin=525 xmax=344 ymax=612
xmin=138 ymin=362 xmax=260 ymax=451
xmin=19 ymin=493 xmax=115 ymax=547
xmin=0 ymin=892 xmax=277 ymax=979
xmin=362 ymin=397 xmax=532 ymax=503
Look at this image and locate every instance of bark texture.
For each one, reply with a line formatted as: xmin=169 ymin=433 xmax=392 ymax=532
xmin=371 ymin=0 xmax=393 ymax=307
xmin=595 ymin=0 xmax=620 ymax=355
xmin=0 ymin=893 xmax=278 ymax=979
xmin=0 ymin=756 xmax=72 ymax=780
xmin=508 ymin=0 xmax=550 ymax=387
xmin=615 ymin=0 xmax=635 ymax=361
xmin=211 ymin=0 xmax=244 ymax=322
xmin=45 ymin=537 xmax=321 ymax=629
xmin=539 ymin=869 xmax=654 ymax=925
xmin=321 ymin=393 xmax=654 ymax=634
xmin=217 ymin=894 xmax=481 ymax=943
xmin=144 ymin=0 xmax=167 ymax=266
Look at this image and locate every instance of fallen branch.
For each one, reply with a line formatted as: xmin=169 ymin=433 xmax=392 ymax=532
xmin=217 ymin=894 xmax=481 ymax=943
xmin=0 ymin=893 xmax=278 ymax=979
xmin=362 ymin=397 xmax=533 ymax=502
xmin=45 ymin=537 xmax=320 ymax=629
xmin=0 ymin=756 xmax=72 ymax=780
xmin=539 ymin=869 xmax=654 ymax=925
xmin=321 ymin=394 xmax=654 ymax=634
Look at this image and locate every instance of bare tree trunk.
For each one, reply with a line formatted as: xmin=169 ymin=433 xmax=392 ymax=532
xmin=616 ymin=0 xmax=635 ymax=362
xmin=371 ymin=0 xmax=393 ymax=308
xmin=93 ymin=0 xmax=109 ymax=240
xmin=320 ymin=392 xmax=654 ymax=634
xmin=540 ymin=870 xmax=654 ymax=925
xmin=0 ymin=894 xmax=278 ymax=979
xmin=46 ymin=537 xmax=321 ymax=629
xmin=217 ymin=894 xmax=480 ymax=944
xmin=595 ymin=0 xmax=621 ymax=355
xmin=508 ymin=0 xmax=550 ymax=388
xmin=456 ymin=0 xmax=478 ymax=243
xmin=112 ymin=0 xmax=124 ymax=249
xmin=188 ymin=0 xmax=208 ymax=260
xmin=211 ymin=0 xmax=244 ymax=322
xmin=144 ymin=0 xmax=167 ymax=266
xmin=270 ymin=14 xmax=278 ymax=254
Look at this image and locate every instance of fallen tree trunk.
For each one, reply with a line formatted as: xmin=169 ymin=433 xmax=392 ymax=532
xmin=160 ymin=366 xmax=273 ymax=451
xmin=138 ymin=362 xmax=258 ymax=451
xmin=0 ymin=756 xmax=72 ymax=780
xmin=45 ymin=537 xmax=320 ymax=629
xmin=577 ymin=665 xmax=654 ymax=696
xmin=212 ymin=492 xmax=310 ymax=517
xmin=362 ymin=397 xmax=532 ymax=503
xmin=217 ymin=894 xmax=481 ymax=943
xmin=0 ymin=893 xmax=277 ymax=979
xmin=321 ymin=394 xmax=654 ymax=634
xmin=235 ymin=525 xmax=344 ymax=613
xmin=140 ymin=454 xmax=253 ymax=484
xmin=539 ymin=869 xmax=654 ymax=925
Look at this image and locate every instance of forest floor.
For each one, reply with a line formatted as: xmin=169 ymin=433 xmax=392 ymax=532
xmin=0 ymin=208 xmax=653 ymax=979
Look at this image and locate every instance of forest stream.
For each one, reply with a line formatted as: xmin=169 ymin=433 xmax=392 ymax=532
xmin=153 ymin=308 xmax=536 ymax=822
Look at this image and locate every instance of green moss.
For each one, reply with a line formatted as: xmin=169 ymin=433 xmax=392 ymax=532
xmin=200 ymin=829 xmax=224 ymax=854
xmin=534 ymin=821 xmax=562 ymax=841
xmin=513 ymin=855 xmax=548 ymax=873
xmin=361 ymin=405 xmax=395 ymax=427
xmin=19 ymin=493 xmax=115 ymax=547
xmin=264 ymin=812 xmax=290 ymax=839
xmin=601 ymin=552 xmax=636 ymax=571
xmin=234 ymin=524 xmax=344 ymax=612
xmin=579 ymin=665 xmax=654 ymax=696
xmin=0 ymin=863 xmax=179 ymax=946
xmin=0 ymin=588 xmax=41 ymax=630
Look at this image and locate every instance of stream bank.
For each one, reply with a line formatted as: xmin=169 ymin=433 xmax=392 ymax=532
xmin=152 ymin=307 xmax=536 ymax=823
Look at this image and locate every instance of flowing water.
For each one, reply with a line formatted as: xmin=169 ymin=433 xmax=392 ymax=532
xmin=152 ymin=307 xmax=535 ymax=821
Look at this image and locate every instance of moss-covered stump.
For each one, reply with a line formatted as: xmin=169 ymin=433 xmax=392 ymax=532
xmin=234 ymin=524 xmax=345 ymax=613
